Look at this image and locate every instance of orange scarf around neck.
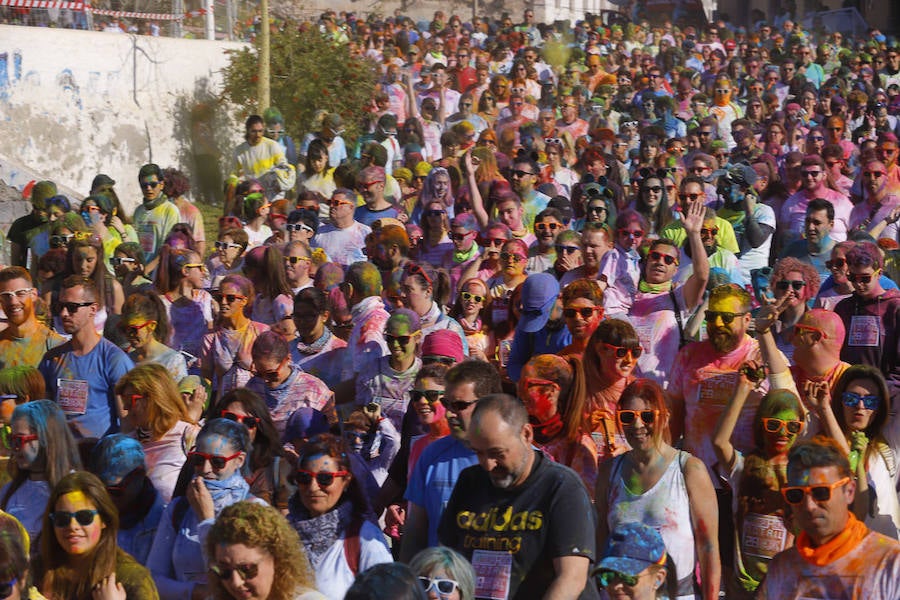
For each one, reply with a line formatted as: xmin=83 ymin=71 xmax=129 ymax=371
xmin=795 ymin=513 xmax=869 ymax=566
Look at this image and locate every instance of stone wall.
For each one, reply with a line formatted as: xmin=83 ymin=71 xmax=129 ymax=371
xmin=0 ymin=25 xmax=246 ymax=213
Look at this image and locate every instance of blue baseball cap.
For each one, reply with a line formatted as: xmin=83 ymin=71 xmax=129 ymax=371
xmin=595 ymin=522 xmax=667 ymax=577
xmin=518 ymin=273 xmax=560 ymax=333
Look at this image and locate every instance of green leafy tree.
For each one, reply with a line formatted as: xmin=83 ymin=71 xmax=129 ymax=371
xmin=222 ymin=24 xmax=379 ymax=150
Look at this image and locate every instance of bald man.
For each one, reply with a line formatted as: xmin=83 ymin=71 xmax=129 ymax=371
xmin=789 ymin=309 xmax=850 ymax=412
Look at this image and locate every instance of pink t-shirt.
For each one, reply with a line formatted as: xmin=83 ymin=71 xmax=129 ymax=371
xmin=669 ymin=336 xmax=789 ymax=484
xmin=630 ymin=285 xmax=691 ymax=387
xmin=781 ymin=188 xmax=853 ymax=243
xmin=138 ymin=420 xmax=199 ymax=503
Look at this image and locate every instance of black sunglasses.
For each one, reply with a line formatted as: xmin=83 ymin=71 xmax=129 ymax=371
xmin=50 ymin=509 xmax=99 ymax=528
xmin=776 ymin=280 xmax=805 ymax=291
xmin=704 ymin=310 xmax=747 ymax=324
xmin=648 ymin=250 xmax=677 ymax=265
xmin=563 ymin=307 xmax=599 ymax=319
xmin=410 ymin=389 xmax=444 ymax=404
xmin=441 ymin=397 xmax=478 ymax=413
xmin=53 ymin=301 xmax=95 ymax=314
xmin=385 ymin=333 xmax=415 ymax=346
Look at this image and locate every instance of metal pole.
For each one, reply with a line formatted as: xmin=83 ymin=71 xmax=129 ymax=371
xmin=173 ymin=0 xmax=182 ymax=37
xmin=257 ymin=0 xmax=270 ymax=111
xmin=226 ymin=0 xmax=233 ymax=41
xmin=205 ymin=0 xmax=213 ymax=39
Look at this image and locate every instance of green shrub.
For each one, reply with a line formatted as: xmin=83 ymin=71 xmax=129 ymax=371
xmin=221 ymin=24 xmax=379 ymax=149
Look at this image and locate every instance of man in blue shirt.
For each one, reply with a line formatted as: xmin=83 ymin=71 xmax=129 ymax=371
xmin=39 ymin=276 xmax=134 ymax=438
xmin=400 ymin=360 xmax=502 ymax=562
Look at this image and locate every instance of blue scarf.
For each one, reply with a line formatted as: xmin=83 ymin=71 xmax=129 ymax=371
xmin=203 ymin=471 xmax=250 ymax=514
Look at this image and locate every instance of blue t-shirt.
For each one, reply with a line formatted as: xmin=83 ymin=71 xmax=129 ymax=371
xmin=405 ymin=435 xmax=477 ymax=547
xmin=354 ymin=204 xmax=400 ymax=227
xmin=39 ymin=337 xmax=134 ymax=438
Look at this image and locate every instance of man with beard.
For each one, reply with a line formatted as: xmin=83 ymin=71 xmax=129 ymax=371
xmin=669 ymin=283 xmax=794 ymax=575
xmin=38 ymin=276 xmax=134 ymax=438
xmin=527 ymin=208 xmax=566 ymax=274
xmin=0 ymin=267 xmax=65 ymax=368
xmin=439 ymin=394 xmax=599 ymax=600
xmin=629 ymin=189 xmax=708 ymax=387
xmin=848 ymin=159 xmax=900 ymax=239
xmin=781 ymin=198 xmax=836 ymax=283
xmin=400 ymin=360 xmax=502 ymax=562
xmin=782 ymin=155 xmax=854 ymax=247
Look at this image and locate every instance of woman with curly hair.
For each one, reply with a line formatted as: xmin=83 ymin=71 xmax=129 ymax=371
xmin=206 ymin=501 xmax=324 ymax=600
xmin=765 ymin=256 xmax=820 ymax=362
xmin=35 ymin=471 xmax=158 ymax=600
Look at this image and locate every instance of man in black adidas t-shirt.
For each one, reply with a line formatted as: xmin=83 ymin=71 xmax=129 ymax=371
xmin=438 ymin=394 xmax=600 ymax=600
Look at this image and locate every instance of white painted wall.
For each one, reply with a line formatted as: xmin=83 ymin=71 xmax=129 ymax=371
xmin=0 ymin=25 xmax=246 ymax=212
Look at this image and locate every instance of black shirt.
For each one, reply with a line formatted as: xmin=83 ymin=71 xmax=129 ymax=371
xmin=438 ymin=450 xmax=600 ymax=600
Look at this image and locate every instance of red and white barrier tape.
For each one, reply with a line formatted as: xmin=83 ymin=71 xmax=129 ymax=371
xmin=0 ymin=0 xmax=209 ymax=20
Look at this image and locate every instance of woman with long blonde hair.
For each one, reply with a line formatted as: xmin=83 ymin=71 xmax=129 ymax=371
xmin=115 ymin=363 xmax=198 ymax=502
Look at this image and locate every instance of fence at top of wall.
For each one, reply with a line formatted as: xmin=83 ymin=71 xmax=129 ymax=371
xmin=0 ymin=24 xmax=245 ymax=213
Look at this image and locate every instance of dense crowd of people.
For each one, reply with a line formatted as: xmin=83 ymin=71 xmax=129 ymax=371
xmin=3 ymin=7 xmax=900 ymax=600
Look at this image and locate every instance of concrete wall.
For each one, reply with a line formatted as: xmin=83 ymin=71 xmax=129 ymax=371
xmin=0 ymin=25 xmax=246 ymax=212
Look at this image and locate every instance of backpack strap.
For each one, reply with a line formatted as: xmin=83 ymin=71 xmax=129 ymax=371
xmin=669 ymin=288 xmax=687 ymax=349
xmin=343 ymin=518 xmax=363 ymax=576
